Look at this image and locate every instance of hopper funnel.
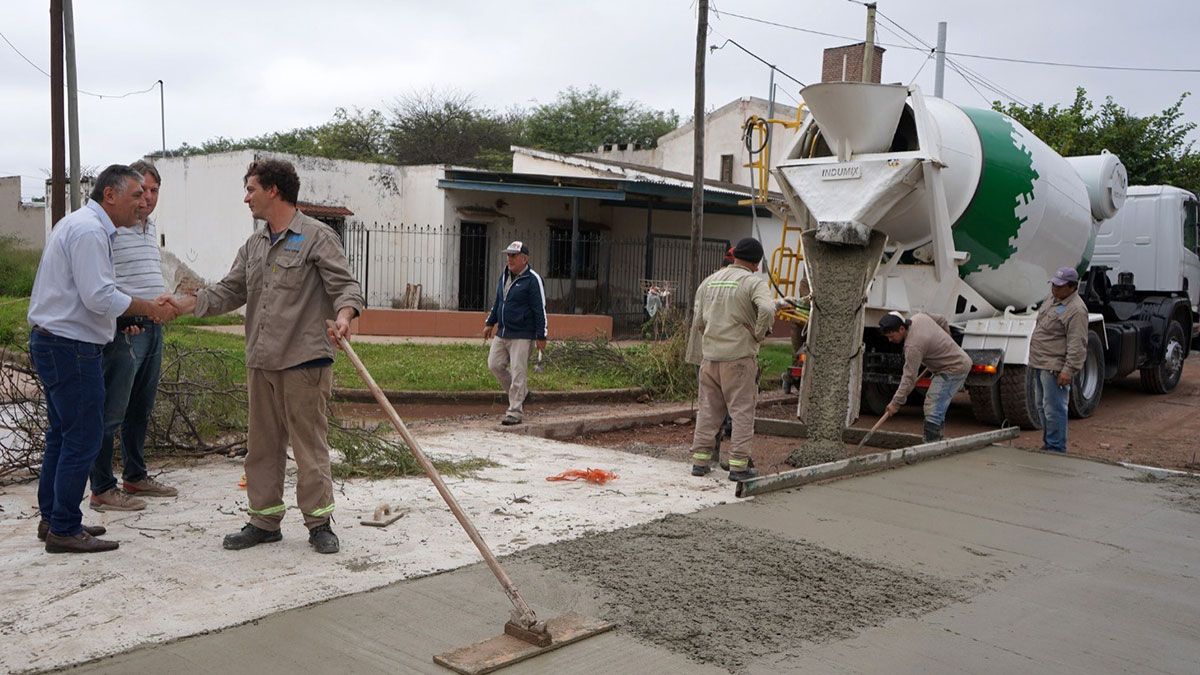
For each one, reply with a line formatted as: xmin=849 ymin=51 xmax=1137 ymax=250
xmin=802 ymin=82 xmax=909 ymax=159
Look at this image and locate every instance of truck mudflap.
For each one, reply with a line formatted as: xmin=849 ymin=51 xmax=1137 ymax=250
xmin=964 ymin=348 xmax=1004 ymax=385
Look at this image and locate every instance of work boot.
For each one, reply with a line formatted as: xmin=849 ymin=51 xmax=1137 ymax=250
xmin=691 ymin=464 xmax=712 ymax=477
xmin=728 ymin=467 xmax=758 ymax=482
xmin=500 ymin=414 xmax=522 ymax=426
xmin=720 ymin=455 xmax=754 ymax=472
xmin=223 ymin=523 xmax=282 ymax=550
xmin=308 ymin=523 xmax=340 ymax=554
xmin=922 ymin=422 xmax=944 ymax=443
xmin=45 ymin=530 xmax=119 ymax=554
xmin=124 ymin=476 xmax=179 ymax=497
xmin=90 ymin=488 xmax=147 ymax=512
xmin=38 ymin=520 xmax=106 ymax=541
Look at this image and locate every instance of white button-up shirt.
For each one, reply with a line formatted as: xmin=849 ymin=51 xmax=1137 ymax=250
xmin=27 ymin=200 xmax=133 ymax=345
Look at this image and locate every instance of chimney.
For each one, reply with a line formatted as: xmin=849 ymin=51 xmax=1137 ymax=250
xmin=821 ymin=43 xmax=885 ymax=84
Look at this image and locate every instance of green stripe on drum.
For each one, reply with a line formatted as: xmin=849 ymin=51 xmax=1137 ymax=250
xmin=953 ymin=107 xmax=1041 ymax=276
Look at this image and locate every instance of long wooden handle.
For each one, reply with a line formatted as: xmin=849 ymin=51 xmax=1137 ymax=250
xmin=326 ymin=321 xmax=542 ymax=629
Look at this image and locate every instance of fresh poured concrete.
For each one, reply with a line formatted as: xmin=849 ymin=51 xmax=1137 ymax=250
xmin=71 ymin=447 xmax=1200 ymax=674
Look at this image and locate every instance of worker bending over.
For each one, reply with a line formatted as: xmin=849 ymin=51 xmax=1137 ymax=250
xmin=879 ymin=311 xmax=972 ymax=442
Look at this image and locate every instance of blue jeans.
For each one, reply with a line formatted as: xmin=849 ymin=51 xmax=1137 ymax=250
xmin=30 ymin=330 xmax=106 ymax=536
xmin=90 ymin=325 xmax=163 ymax=494
xmin=1032 ymin=367 xmax=1069 ymax=451
xmin=923 ymin=372 xmax=968 ymax=426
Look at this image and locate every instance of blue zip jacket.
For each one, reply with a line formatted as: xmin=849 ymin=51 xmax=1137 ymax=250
xmin=484 ymin=266 xmax=547 ymax=340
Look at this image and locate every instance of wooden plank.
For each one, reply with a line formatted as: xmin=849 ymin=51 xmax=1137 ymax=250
xmin=753 ymin=417 xmax=923 ymax=449
xmin=736 ymin=426 xmax=1020 ymax=498
xmin=433 ymin=613 xmax=615 ymax=675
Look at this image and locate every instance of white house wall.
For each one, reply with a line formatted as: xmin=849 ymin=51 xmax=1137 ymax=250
xmin=656 ymin=100 xmax=799 ymax=192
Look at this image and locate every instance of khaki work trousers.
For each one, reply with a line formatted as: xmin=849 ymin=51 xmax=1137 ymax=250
xmin=488 ymin=337 xmax=532 ymax=420
xmin=690 ymin=356 xmax=758 ymax=470
xmin=245 ymin=366 xmax=335 ymax=531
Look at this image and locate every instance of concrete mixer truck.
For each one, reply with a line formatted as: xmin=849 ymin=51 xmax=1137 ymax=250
xmin=772 ymin=82 xmax=1197 ymax=429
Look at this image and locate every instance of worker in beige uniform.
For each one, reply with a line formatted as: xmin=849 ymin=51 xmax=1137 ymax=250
xmin=881 ymin=311 xmax=972 ymax=442
xmin=168 ymin=159 xmax=364 ymax=554
xmin=685 ymin=237 xmax=775 ymax=481
xmin=1028 ymin=266 xmax=1088 ymax=452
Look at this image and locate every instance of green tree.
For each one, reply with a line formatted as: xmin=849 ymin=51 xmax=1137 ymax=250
xmin=384 ymin=89 xmax=523 ymax=170
xmin=994 ymin=88 xmax=1198 ymax=196
xmin=524 ymin=86 xmax=679 ymax=154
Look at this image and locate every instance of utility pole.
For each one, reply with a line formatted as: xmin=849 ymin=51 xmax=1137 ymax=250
xmin=63 ymin=0 xmax=80 ymax=210
xmin=50 ymin=0 xmax=66 ymax=225
xmin=861 ymin=2 xmax=877 ymax=84
xmin=687 ymin=0 xmax=707 ymax=322
xmin=934 ymin=21 xmax=947 ymax=97
xmin=158 ymin=80 xmax=166 ymax=153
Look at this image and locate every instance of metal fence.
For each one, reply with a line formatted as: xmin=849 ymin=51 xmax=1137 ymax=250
xmin=342 ymin=222 xmax=730 ymax=337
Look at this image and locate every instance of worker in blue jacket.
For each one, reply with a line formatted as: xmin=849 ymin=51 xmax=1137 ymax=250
xmin=483 ymin=241 xmax=548 ymax=425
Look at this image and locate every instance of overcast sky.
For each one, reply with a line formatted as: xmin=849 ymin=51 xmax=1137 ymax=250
xmin=3 ymin=0 xmax=1197 ymax=200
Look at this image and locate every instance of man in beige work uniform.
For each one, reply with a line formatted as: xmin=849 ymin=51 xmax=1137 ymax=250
xmin=170 ymin=159 xmax=363 ymax=554
xmin=1027 ymin=266 xmax=1088 ymax=452
xmin=881 ymin=311 xmax=972 ymax=442
xmin=686 ymin=237 xmax=774 ymax=481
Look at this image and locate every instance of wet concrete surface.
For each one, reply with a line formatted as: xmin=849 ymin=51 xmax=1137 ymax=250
xmin=73 ymin=446 xmax=1200 ymax=674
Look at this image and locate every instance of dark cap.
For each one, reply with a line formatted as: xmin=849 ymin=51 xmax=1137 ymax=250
xmin=1050 ymin=266 xmax=1079 ymax=286
xmin=732 ymin=237 xmax=764 ymax=264
xmin=878 ymin=311 xmax=910 ymax=333
xmin=502 ymin=240 xmax=530 ymax=256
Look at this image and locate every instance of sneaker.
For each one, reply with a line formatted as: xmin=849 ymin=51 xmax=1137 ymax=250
xmin=691 ymin=465 xmax=712 ymax=477
xmin=45 ymin=530 xmax=119 ymax=554
xmin=90 ymin=489 xmax=147 ymax=512
xmin=223 ymin=523 xmax=283 ymax=550
xmin=123 ymin=476 xmax=178 ymax=497
xmin=728 ymin=468 xmax=759 ymax=482
xmin=308 ymin=523 xmax=340 ymax=554
xmin=38 ymin=520 xmax=105 ymax=541
xmin=500 ymin=415 xmax=522 ymax=426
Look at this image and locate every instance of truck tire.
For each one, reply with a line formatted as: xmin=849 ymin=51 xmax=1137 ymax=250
xmin=968 ymin=381 xmax=1004 ymax=425
xmin=1068 ymin=329 xmax=1105 ymax=418
xmin=1141 ymin=320 xmax=1187 ymax=394
xmin=1000 ymin=365 xmax=1042 ymax=430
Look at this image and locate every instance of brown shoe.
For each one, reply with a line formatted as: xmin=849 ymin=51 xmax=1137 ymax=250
xmin=45 ymin=530 xmax=119 ymax=554
xmin=123 ymin=476 xmax=178 ymax=497
xmin=90 ymin=488 xmax=147 ymax=512
xmin=37 ymin=520 xmax=106 ymax=541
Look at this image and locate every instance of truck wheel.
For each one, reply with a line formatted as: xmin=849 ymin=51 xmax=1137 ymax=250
xmin=1068 ymin=330 xmax=1105 ymax=418
xmin=1000 ymin=365 xmax=1042 ymax=430
xmin=1141 ymin=320 xmax=1187 ymax=394
xmin=860 ymin=381 xmax=893 ymax=416
xmin=968 ymin=381 xmax=1004 ymax=425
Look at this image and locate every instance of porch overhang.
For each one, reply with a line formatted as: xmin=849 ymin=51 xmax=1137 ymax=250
xmin=437 ymin=178 xmax=626 ymax=201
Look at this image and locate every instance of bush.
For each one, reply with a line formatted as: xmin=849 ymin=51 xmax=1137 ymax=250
xmin=0 ymin=236 xmax=39 ymax=297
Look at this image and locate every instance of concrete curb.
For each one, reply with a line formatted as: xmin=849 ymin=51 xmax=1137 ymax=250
xmin=735 ymin=426 xmax=1022 ymax=498
xmin=332 ymin=387 xmax=646 ymax=405
xmin=1118 ymin=461 xmax=1200 ymax=479
xmin=502 ymin=406 xmax=697 ymax=440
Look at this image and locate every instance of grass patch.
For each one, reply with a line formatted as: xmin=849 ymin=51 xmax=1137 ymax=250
xmin=173 ymin=314 xmax=245 ymax=327
xmin=330 ymin=422 xmax=499 ymax=479
xmin=0 ymin=296 xmax=31 ymax=349
xmin=0 ymin=236 xmax=38 ymax=297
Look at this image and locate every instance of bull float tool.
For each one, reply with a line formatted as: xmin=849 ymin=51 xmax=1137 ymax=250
xmin=327 ymin=322 xmax=613 ymax=674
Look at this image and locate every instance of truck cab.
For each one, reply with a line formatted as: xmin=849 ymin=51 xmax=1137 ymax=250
xmin=1092 ymin=185 xmax=1200 ymax=339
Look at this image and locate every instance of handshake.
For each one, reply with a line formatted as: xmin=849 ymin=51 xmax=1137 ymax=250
xmin=121 ymin=293 xmax=199 ymax=334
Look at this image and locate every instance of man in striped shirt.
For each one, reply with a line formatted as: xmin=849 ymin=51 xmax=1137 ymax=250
xmin=88 ymin=160 xmax=178 ymax=511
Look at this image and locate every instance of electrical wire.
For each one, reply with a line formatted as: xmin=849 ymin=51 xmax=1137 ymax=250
xmin=719 ymin=7 xmax=1200 ymax=74
xmin=907 ymin=51 xmax=935 ymax=86
xmin=0 ymin=30 xmax=159 ymax=99
xmin=709 ymin=34 xmax=806 ymax=87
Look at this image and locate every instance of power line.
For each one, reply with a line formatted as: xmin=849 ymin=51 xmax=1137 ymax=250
xmin=0 ymin=30 xmax=158 ymax=99
xmin=709 ymin=34 xmax=807 ymax=87
xmin=907 ymin=52 xmax=934 ymax=86
xmin=718 ymin=8 xmax=1200 ymax=74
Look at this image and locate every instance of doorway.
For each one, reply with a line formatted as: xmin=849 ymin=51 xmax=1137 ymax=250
xmin=458 ymin=222 xmax=489 ymax=311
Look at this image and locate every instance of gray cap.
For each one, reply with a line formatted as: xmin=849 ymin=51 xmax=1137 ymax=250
xmin=1050 ymin=267 xmax=1079 ymax=286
